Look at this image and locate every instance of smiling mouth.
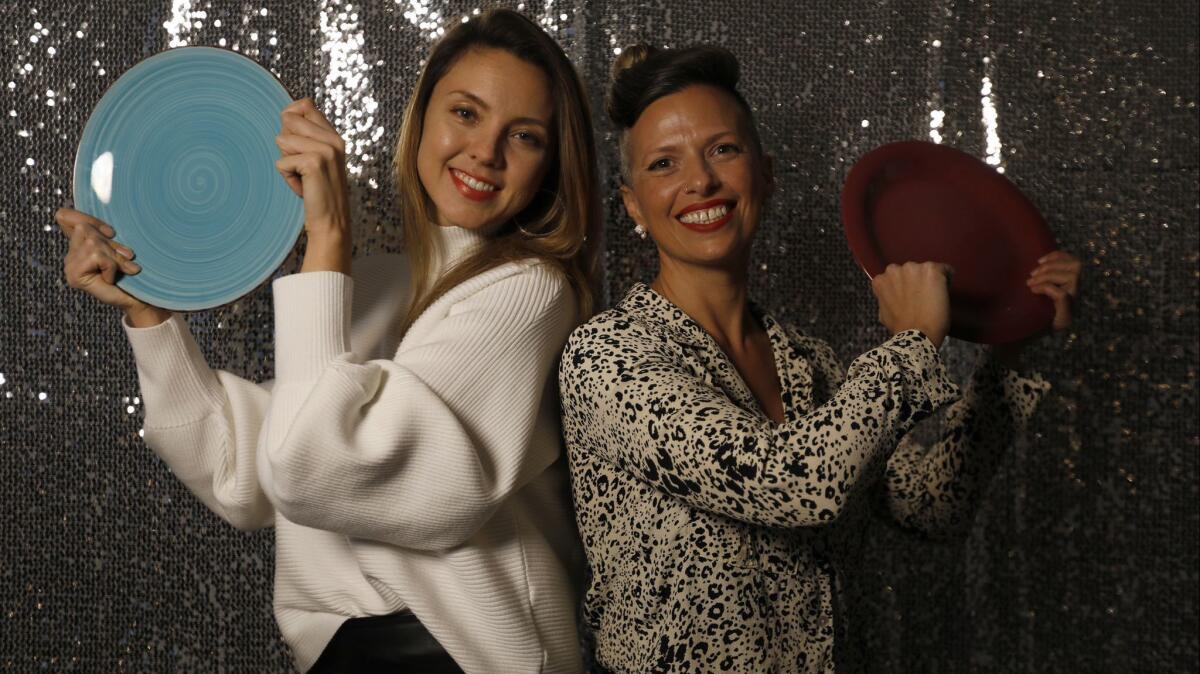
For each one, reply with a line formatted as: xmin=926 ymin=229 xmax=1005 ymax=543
xmin=450 ymin=168 xmax=499 ymax=201
xmin=676 ymin=199 xmax=736 ymax=231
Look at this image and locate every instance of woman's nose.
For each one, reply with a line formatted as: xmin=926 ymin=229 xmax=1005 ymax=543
xmin=467 ymin=130 xmax=504 ymax=168
xmin=683 ymin=159 xmax=720 ymax=195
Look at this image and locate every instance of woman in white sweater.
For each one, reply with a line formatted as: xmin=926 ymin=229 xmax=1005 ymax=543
xmin=56 ymin=10 xmax=598 ymax=673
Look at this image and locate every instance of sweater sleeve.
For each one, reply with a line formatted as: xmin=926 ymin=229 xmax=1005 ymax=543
xmin=123 ymin=314 xmax=275 ymax=530
xmin=257 ymin=263 xmax=576 ymax=551
xmin=882 ymin=350 xmax=1051 ymax=536
xmin=559 ymin=320 xmax=961 ymax=528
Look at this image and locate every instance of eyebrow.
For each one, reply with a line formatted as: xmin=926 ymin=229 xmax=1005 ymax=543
xmin=643 ymin=130 xmax=740 ymax=158
xmin=447 ymin=89 xmax=550 ymax=129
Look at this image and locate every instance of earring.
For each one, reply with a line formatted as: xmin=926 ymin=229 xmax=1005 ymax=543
xmin=633 ymin=223 xmax=647 ymax=239
xmin=515 ymin=188 xmax=561 ymax=238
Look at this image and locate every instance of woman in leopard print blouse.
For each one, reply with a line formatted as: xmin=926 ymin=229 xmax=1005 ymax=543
xmin=558 ymin=44 xmax=1082 ymax=673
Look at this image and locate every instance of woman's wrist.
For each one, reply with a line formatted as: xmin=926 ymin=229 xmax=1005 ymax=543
xmin=299 ymin=231 xmax=352 ymax=274
xmin=124 ymin=304 xmax=172 ymax=328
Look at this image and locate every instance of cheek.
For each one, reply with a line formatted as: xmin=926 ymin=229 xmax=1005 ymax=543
xmin=506 ymin=153 xmax=550 ymax=204
xmin=639 ymin=183 xmax=678 ymax=225
xmin=415 ymin=133 xmax=437 ymax=190
xmin=417 ymin=120 xmax=456 ymax=172
xmin=723 ymin=163 xmax=759 ymax=196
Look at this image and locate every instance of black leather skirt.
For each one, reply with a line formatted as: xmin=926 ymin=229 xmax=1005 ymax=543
xmin=308 ymin=611 xmax=466 ymax=674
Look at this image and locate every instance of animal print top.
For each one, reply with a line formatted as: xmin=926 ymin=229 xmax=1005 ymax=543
xmin=558 ymin=283 xmax=1049 ymax=673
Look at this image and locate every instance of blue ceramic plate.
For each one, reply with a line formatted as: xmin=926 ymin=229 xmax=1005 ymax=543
xmin=73 ymin=47 xmax=302 ymax=311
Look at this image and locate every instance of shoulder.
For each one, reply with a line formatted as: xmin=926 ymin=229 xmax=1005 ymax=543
xmin=565 ymin=302 xmax=664 ymax=351
xmin=405 ymin=258 xmax=576 ymax=345
xmin=455 ymin=259 xmax=574 ymax=316
xmin=560 ymin=302 xmax=679 ymax=383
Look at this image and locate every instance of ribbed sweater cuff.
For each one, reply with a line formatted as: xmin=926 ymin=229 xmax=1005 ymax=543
xmin=122 ymin=313 xmax=223 ymax=427
xmin=272 ymin=271 xmax=354 ymax=382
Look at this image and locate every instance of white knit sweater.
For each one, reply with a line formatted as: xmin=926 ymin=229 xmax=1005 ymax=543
xmin=122 ymin=225 xmax=584 ymax=673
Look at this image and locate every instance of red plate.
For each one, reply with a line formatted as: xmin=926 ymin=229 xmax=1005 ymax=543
xmin=841 ymin=140 xmax=1057 ymax=344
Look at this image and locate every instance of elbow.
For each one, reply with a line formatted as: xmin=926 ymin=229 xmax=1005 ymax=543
xmin=265 ymin=459 xmax=330 ymax=531
xmin=268 ymin=468 xmax=496 ymax=551
xmin=811 ymin=500 xmax=848 ymax=527
xmin=890 ymin=501 xmax=974 ymax=540
xmin=766 ymin=491 xmax=850 ymax=528
xmin=199 ymin=491 xmax=272 ymax=531
xmin=224 ymin=508 xmax=271 ymax=532
xmin=395 ymin=502 xmax=497 ymax=551
xmin=267 ymin=482 xmax=317 ymax=530
xmin=917 ymin=509 xmax=974 ymax=540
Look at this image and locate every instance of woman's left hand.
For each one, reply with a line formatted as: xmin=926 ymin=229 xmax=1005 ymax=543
xmin=275 ymin=97 xmax=352 ymax=273
xmin=1026 ymin=250 xmax=1082 ymax=331
xmin=994 ymin=250 xmax=1083 ymax=367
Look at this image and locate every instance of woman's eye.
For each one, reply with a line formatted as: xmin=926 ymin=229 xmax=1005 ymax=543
xmin=514 ymin=131 xmax=544 ymax=147
xmin=648 ymin=158 xmax=672 ymax=171
xmin=714 ymin=143 xmax=741 ymax=156
xmin=452 ymin=107 xmax=475 ymax=121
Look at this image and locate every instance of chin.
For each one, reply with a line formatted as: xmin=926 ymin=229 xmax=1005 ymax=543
xmin=675 ymin=229 xmax=749 ymax=265
xmin=436 ymin=203 xmax=497 ymax=231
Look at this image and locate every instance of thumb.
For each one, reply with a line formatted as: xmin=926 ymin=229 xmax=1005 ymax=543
xmin=275 ymin=155 xmax=306 ymax=197
xmin=281 ymin=172 xmax=303 ymax=197
xmin=1032 ymin=283 xmax=1071 ymax=330
xmin=78 ymin=258 xmax=139 ymax=309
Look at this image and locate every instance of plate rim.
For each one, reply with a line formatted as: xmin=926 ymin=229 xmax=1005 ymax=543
xmin=840 ymin=139 xmax=1059 ymax=344
xmin=72 ymin=45 xmax=302 ymax=312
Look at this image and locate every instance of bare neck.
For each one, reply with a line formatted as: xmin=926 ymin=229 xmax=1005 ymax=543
xmin=651 ymin=256 xmax=757 ymax=351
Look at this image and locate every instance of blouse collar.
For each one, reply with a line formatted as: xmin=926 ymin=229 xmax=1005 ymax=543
xmin=617 ymin=282 xmax=784 ymax=348
xmin=617 ymin=283 xmax=710 ymax=347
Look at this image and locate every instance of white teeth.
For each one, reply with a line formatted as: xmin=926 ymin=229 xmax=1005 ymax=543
xmin=678 ymin=204 xmax=730 ymax=224
xmin=453 ymin=169 xmax=497 ymax=192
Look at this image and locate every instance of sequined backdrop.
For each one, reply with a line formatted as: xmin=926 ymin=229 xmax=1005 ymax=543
xmin=1 ymin=0 xmax=1196 ymax=671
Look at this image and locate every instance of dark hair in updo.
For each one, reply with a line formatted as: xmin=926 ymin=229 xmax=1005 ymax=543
xmin=607 ymin=44 xmax=763 ymax=178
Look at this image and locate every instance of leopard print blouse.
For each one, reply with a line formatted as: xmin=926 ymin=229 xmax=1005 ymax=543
xmin=558 ymin=283 xmax=1049 ymax=673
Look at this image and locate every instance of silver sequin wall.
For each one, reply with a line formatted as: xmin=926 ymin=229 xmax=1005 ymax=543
xmin=1 ymin=0 xmax=1196 ymax=671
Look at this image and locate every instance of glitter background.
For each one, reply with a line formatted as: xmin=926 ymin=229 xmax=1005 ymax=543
xmin=1 ymin=0 xmax=1196 ymax=671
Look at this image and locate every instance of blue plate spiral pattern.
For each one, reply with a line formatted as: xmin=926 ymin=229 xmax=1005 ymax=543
xmin=73 ymin=47 xmax=303 ymax=311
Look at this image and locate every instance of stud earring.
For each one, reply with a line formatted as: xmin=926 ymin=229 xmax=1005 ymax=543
xmin=633 ymin=223 xmax=647 ymax=239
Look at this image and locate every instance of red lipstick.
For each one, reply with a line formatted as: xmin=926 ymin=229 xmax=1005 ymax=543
xmin=675 ymin=199 xmax=736 ymax=232
xmin=449 ymin=168 xmax=499 ymax=202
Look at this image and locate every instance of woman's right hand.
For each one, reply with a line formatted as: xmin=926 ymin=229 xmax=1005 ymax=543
xmin=56 ymin=208 xmax=171 ymax=327
xmin=870 ymin=261 xmax=953 ymax=348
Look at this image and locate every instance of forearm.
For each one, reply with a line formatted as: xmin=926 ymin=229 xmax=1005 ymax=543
xmin=886 ymin=350 xmax=1050 ymax=534
xmin=126 ymin=314 xmax=275 ymax=529
xmin=124 ymin=304 xmax=172 ymax=328
xmin=299 ymin=232 xmax=352 ymax=275
xmin=568 ymin=330 xmax=961 ymax=529
xmin=260 ymin=263 xmax=574 ymax=549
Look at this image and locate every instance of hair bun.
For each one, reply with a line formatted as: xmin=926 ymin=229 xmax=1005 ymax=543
xmin=606 ymin=43 xmax=749 ymax=147
xmin=612 ymin=44 xmax=657 ymax=79
xmin=608 ymin=44 xmax=658 ymax=127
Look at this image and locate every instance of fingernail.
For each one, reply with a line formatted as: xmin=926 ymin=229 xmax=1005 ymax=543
xmin=128 ymin=262 xmax=141 ymax=272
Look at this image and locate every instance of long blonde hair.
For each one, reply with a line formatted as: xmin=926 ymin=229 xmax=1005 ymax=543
xmin=393 ymin=9 xmax=600 ymax=330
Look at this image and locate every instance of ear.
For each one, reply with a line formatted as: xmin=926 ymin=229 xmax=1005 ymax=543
xmin=620 ymin=183 xmax=647 ymax=232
